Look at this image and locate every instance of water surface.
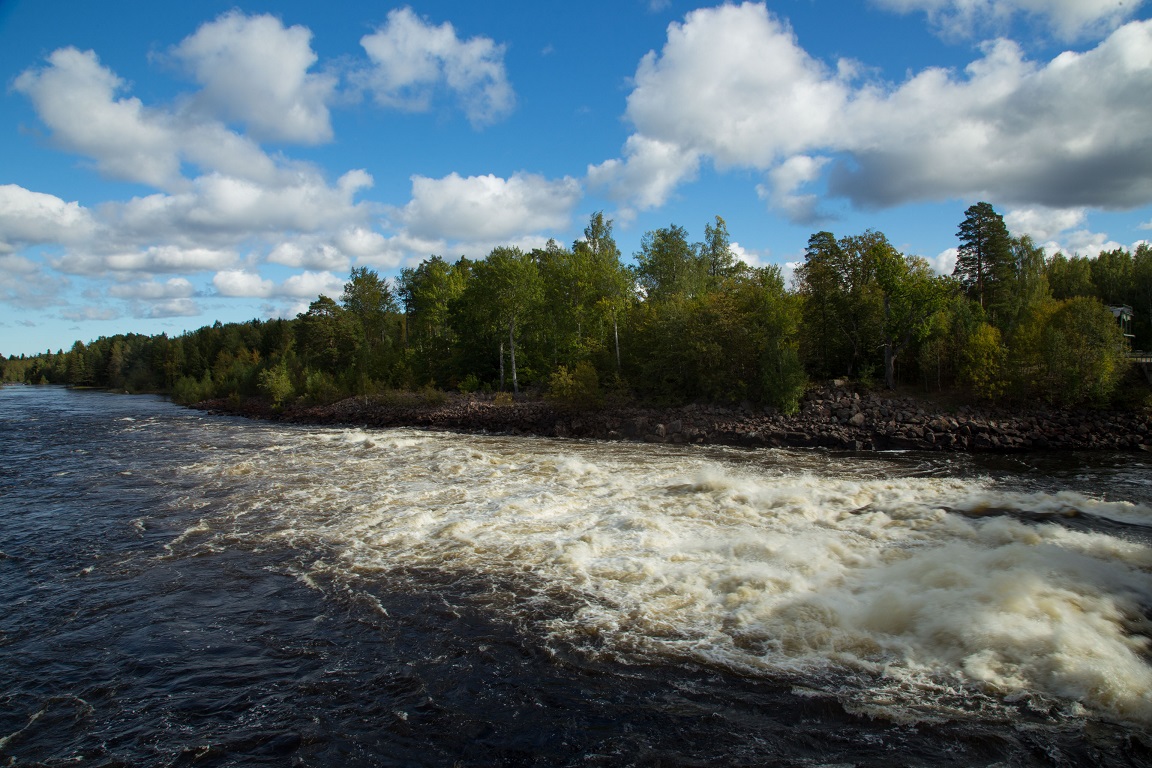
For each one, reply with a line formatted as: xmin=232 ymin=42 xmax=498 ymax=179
xmin=3 ymin=386 xmax=1151 ymax=766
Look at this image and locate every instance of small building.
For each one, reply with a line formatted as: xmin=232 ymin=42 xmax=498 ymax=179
xmin=1109 ymin=304 xmax=1135 ymax=342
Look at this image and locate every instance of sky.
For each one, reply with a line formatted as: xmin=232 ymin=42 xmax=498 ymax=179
xmin=1 ymin=0 xmax=1150 ymax=357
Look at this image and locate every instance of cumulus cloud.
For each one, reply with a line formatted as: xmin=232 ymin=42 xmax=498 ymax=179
xmin=212 ymin=269 xmax=344 ymax=299
xmin=107 ymin=277 xmax=197 ymax=300
xmin=931 ymin=247 xmax=959 ymax=275
xmin=1003 ymin=206 xmax=1088 ymax=240
xmin=358 ymin=7 xmax=514 ymax=127
xmin=110 ymin=169 xmax=373 ymax=244
xmin=872 ymin=0 xmax=1146 ymax=41
xmin=14 ymin=47 xmax=278 ymax=189
xmin=52 ymin=245 xmax=238 ymax=276
xmin=0 ymin=185 xmax=96 ymax=250
xmin=171 ymin=11 xmax=336 ymax=143
xmin=594 ymin=3 xmax=1152 ymax=221
xmin=587 ymin=135 xmax=700 ymax=216
xmin=133 ymin=299 xmax=199 ymax=318
xmin=397 ymin=172 xmax=581 ymax=241
xmin=758 ymin=155 xmax=831 ymax=224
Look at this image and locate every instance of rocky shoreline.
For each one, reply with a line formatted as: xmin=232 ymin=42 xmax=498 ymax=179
xmin=195 ymin=383 xmax=1152 ymax=453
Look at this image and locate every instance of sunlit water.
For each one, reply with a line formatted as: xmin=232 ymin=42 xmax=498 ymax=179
xmin=3 ymin=386 xmax=1152 ymax=766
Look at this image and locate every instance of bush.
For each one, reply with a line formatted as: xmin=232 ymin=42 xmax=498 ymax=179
xmin=1037 ymin=297 xmax=1128 ymax=406
xmin=302 ymin=370 xmax=342 ymax=405
xmin=257 ymin=365 xmax=294 ymax=408
xmin=458 ymin=373 xmax=480 ymax=394
xmin=959 ymin=323 xmax=1006 ymax=400
xmin=493 ymin=391 xmax=513 ymax=407
xmin=420 ymin=383 xmax=447 ymax=406
xmin=171 ymin=373 xmax=214 ymax=404
xmin=546 ymin=361 xmax=603 ymax=409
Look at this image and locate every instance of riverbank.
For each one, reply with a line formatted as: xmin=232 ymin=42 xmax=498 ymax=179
xmin=193 ymin=383 xmax=1152 ymax=452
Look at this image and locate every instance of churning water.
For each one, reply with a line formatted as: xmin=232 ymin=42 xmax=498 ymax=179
xmin=3 ymin=386 xmax=1152 ymax=766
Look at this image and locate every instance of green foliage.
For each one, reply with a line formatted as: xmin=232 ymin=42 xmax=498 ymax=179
xmin=1023 ymin=297 xmax=1128 ymax=406
xmin=15 ymin=204 xmax=1147 ymax=416
xmin=171 ymin=373 xmax=214 ymax=405
xmin=1047 ymin=253 xmax=1095 ymax=301
xmin=547 ymin=361 xmax=603 ymax=409
xmin=302 ymin=369 xmax=341 ymax=405
xmin=636 ymin=224 xmax=705 ymax=302
xmin=258 ymin=364 xmax=294 ymax=408
xmin=953 ymin=202 xmax=1014 ymax=321
xmin=458 ymin=373 xmax=480 ymax=394
xmin=959 ymin=323 xmax=1007 ymax=400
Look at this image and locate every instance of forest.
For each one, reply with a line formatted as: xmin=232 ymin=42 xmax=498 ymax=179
xmin=3 ymin=203 xmax=1147 ymax=414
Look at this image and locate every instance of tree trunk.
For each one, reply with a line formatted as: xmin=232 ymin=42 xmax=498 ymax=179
xmin=499 ymin=340 xmax=505 ymax=391
xmin=509 ymin=321 xmax=519 ymax=395
xmin=884 ymin=343 xmax=896 ymax=390
xmin=613 ymin=313 xmax=621 ymax=372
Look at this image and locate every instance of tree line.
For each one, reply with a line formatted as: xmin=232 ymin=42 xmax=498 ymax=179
xmin=3 ymin=205 xmax=1145 ymax=412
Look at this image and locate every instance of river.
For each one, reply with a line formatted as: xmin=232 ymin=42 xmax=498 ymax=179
xmin=2 ymin=385 xmax=1151 ymax=766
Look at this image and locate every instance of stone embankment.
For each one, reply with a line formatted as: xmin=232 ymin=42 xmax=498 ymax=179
xmin=197 ymin=383 xmax=1152 ymax=452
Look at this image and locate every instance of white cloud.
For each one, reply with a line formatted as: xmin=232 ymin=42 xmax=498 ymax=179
xmin=872 ymin=0 xmax=1145 ymax=41
xmin=587 ymin=135 xmax=700 ymax=214
xmin=14 ymin=48 xmax=182 ymax=188
xmin=171 ymin=11 xmax=336 ymax=144
xmin=594 ymin=4 xmax=1152 ymax=221
xmin=730 ymin=241 xmax=769 ymax=269
xmin=111 ymin=169 xmax=373 ymax=243
xmin=107 ymin=277 xmax=197 ymax=300
xmin=0 ymin=185 xmax=96 ymax=250
xmin=14 ymin=47 xmax=277 ymax=189
xmin=1004 ymin=206 xmax=1088 ymax=240
xmin=281 ymin=270 xmax=346 ymax=298
xmin=1002 ymin=204 xmax=1147 ymax=257
xmin=358 ymin=7 xmax=514 ymax=127
xmin=931 ymin=247 xmax=959 ymax=275
xmin=141 ymin=298 xmax=200 ymax=318
xmin=398 ymin=172 xmax=581 ymax=241
xmin=267 ymin=241 xmax=349 ymax=272
xmin=53 ymin=245 xmax=237 ymax=276
xmin=212 ymin=269 xmax=343 ymax=299
xmin=758 ymin=155 xmax=831 ymax=224
xmin=213 ymin=270 xmax=274 ymax=298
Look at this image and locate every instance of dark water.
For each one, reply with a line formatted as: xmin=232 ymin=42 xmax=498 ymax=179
xmin=2 ymin=386 xmax=1151 ymax=767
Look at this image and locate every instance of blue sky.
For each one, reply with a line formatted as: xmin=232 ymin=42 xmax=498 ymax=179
xmin=1 ymin=0 xmax=1150 ymax=357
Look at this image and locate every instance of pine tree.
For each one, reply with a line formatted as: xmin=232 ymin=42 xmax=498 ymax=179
xmin=953 ymin=202 xmax=1013 ymax=319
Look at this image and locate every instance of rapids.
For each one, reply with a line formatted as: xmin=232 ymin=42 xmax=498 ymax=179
xmin=3 ymin=385 xmax=1151 ymax=766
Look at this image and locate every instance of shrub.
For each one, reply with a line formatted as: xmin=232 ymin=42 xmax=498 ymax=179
xmin=257 ymin=365 xmax=294 ymax=408
xmin=302 ymin=369 xmax=341 ymax=405
xmin=171 ymin=373 xmax=214 ymax=405
xmin=420 ymin=383 xmax=447 ymax=406
xmin=458 ymin=373 xmax=480 ymax=394
xmin=546 ymin=361 xmax=603 ymax=409
xmin=959 ymin=323 xmax=1006 ymax=400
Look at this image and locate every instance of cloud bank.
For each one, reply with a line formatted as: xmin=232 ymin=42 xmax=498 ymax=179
xmin=591 ymin=3 xmax=1152 ymax=222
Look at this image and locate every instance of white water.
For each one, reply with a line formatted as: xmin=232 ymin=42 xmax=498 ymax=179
xmin=176 ymin=427 xmax=1152 ymax=728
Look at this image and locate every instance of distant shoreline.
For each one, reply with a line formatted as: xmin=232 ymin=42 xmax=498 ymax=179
xmin=192 ymin=383 xmax=1152 ymax=453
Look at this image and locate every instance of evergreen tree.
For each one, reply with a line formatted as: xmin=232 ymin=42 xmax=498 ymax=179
xmin=954 ymin=202 xmax=1013 ymax=319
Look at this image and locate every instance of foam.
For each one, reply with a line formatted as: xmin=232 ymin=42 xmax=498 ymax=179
xmin=174 ymin=428 xmax=1152 ymax=726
